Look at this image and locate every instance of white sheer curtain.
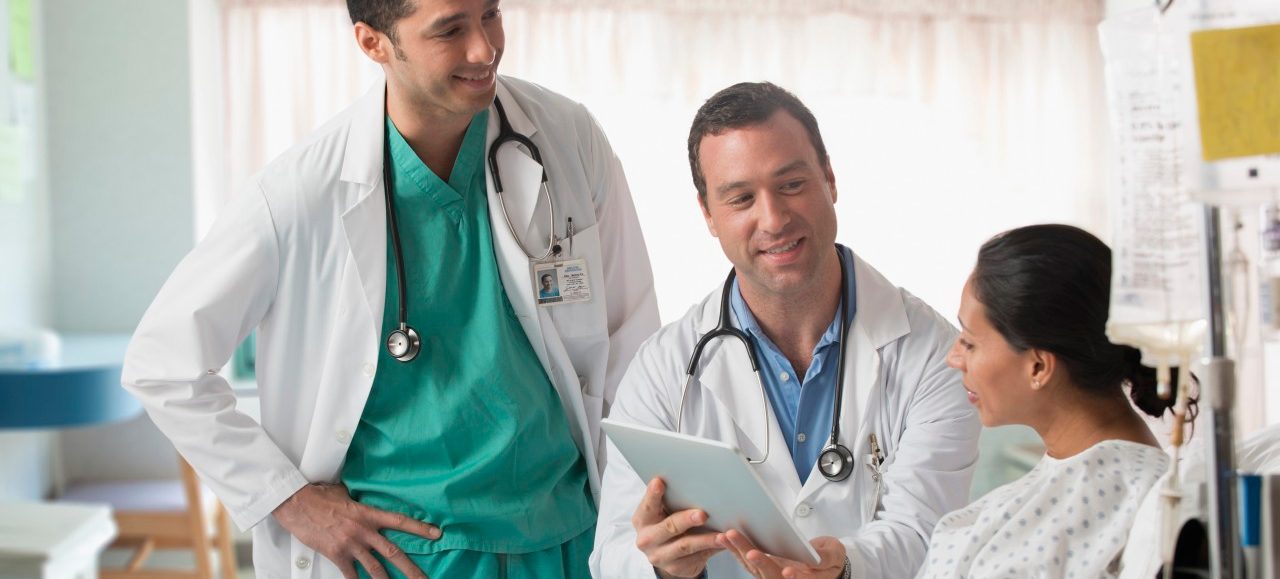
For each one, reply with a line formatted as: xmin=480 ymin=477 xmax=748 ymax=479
xmin=196 ymin=0 xmax=1110 ymax=324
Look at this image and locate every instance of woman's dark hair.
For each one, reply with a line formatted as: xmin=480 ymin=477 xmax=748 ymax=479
xmin=972 ymin=223 xmax=1197 ymax=422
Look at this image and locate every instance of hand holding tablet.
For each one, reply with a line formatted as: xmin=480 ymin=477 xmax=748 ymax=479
xmin=602 ymin=419 xmax=823 ymax=569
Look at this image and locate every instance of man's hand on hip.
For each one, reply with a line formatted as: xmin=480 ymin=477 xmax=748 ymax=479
xmin=273 ymin=483 xmax=441 ymax=579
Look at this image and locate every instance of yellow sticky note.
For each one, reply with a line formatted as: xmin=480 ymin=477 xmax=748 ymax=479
xmin=1190 ymin=23 xmax=1280 ymax=161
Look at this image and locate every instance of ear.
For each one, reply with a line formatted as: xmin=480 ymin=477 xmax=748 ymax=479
xmin=354 ymin=22 xmax=394 ymax=65
xmin=823 ymin=158 xmax=837 ymax=204
xmin=700 ymin=195 xmax=719 ymax=238
xmin=1028 ymin=349 xmax=1057 ymax=391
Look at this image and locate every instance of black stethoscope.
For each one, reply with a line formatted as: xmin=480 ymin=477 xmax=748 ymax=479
xmin=675 ymin=250 xmax=857 ymax=482
xmin=383 ymin=96 xmax=558 ymax=363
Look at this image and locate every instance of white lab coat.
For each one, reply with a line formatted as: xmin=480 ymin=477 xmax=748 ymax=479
xmin=591 ymin=253 xmax=981 ymax=579
xmin=122 ymin=76 xmax=659 ymax=579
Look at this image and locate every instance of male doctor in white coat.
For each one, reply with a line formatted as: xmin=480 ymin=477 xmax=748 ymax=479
xmin=122 ymin=0 xmax=658 ymax=578
xmin=590 ymin=83 xmax=980 ymax=578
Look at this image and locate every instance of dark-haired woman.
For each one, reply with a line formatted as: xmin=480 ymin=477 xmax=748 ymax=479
xmin=915 ymin=224 xmax=1189 ymax=579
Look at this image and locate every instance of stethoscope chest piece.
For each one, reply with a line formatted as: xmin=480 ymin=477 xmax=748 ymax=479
xmin=818 ymin=442 xmax=854 ymax=482
xmin=387 ymin=326 xmax=421 ymax=362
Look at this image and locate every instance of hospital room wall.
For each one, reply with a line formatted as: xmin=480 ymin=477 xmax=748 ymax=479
xmin=0 ymin=0 xmax=56 ymax=501
xmin=45 ymin=0 xmax=195 ymax=333
xmin=0 ymin=0 xmax=195 ymax=499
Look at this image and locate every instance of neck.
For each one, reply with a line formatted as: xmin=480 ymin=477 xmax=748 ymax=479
xmin=1033 ymin=387 xmax=1159 ymax=459
xmin=739 ymin=248 xmax=843 ymax=376
xmin=385 ymin=86 xmax=475 ymax=181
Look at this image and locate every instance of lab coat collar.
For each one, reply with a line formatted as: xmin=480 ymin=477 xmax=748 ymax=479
xmin=694 ymin=251 xmax=909 ymax=350
xmin=484 ymin=78 xmax=544 ymax=237
xmin=340 ymin=81 xmax=386 ymax=187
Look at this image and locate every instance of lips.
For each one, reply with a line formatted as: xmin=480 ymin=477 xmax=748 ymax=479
xmin=454 ymin=69 xmax=495 ymax=90
xmin=964 ymin=386 xmax=978 ymax=404
xmin=762 ymin=239 xmax=800 ymax=254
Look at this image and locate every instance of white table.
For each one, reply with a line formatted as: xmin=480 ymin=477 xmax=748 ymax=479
xmin=0 ymin=502 xmax=117 ymax=579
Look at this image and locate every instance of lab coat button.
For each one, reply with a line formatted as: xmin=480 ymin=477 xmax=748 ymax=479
xmin=295 ymin=557 xmax=311 ymax=570
xmin=336 ymin=430 xmax=351 ymax=444
xmin=796 ymin=503 xmax=812 ymax=518
xmin=362 ymin=363 xmax=375 ymax=378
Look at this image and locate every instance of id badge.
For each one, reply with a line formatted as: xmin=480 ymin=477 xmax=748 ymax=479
xmin=533 ymin=258 xmax=592 ymax=307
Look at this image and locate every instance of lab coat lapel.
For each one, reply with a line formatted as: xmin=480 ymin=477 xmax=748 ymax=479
xmin=485 ymin=79 xmax=552 ymax=371
xmin=339 ymin=83 xmax=390 ymax=339
xmin=795 ymin=252 xmax=908 ymax=504
xmin=694 ymin=293 xmax=804 ymax=501
xmin=486 ymin=80 xmax=546 ymax=248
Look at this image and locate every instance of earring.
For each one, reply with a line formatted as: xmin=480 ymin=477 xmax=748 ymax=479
xmin=1031 ymin=379 xmax=1042 ymax=390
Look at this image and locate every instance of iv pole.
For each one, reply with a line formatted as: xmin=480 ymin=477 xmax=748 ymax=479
xmin=1201 ymin=206 xmax=1241 ymax=579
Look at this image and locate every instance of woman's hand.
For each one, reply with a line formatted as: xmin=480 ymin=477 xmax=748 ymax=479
xmin=717 ymin=530 xmax=847 ymax=579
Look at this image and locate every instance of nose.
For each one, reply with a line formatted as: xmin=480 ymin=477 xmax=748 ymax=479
xmin=945 ymin=340 xmax=965 ymax=371
xmin=755 ymin=191 xmax=791 ymax=234
xmin=467 ymin=26 xmax=497 ymax=65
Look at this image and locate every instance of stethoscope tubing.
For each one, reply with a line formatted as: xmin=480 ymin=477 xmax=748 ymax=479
xmin=677 ymin=249 xmax=855 ymax=480
xmin=382 ymin=95 xmax=558 ymax=363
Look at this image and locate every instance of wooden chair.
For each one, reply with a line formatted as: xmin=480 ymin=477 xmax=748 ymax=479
xmin=59 ymin=457 xmax=238 ymax=579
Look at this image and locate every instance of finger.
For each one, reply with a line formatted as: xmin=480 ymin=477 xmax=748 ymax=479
xmin=648 ymin=531 xmax=723 ymax=566
xmin=811 ymin=536 xmax=848 ymax=569
xmin=637 ymin=507 xmax=708 ymax=548
xmin=773 ymin=536 xmax=846 ymax=577
xmin=333 ymin=559 xmax=359 ymax=579
xmin=352 ymin=549 xmax=389 ymax=579
xmin=370 ymin=535 xmax=427 ymax=579
xmin=371 ymin=509 xmax=442 ymax=541
xmin=632 ymin=477 xmax=668 ymax=527
xmin=662 ymin=546 xmax=723 ymax=578
xmin=744 ymin=550 xmax=785 ymax=579
xmin=717 ymin=533 xmax=754 ymax=575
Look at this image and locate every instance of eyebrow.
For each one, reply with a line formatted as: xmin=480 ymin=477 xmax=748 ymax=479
xmin=955 ymin=316 xmax=968 ymax=331
xmin=428 ymin=0 xmax=499 ymax=32
xmin=712 ymin=159 xmax=809 ymax=198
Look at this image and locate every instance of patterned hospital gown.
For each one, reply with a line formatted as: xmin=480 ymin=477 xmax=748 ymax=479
xmin=916 ymin=440 xmax=1169 ymax=579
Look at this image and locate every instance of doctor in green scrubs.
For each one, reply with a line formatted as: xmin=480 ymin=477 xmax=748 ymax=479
xmin=335 ymin=111 xmax=596 ymax=577
xmin=259 ymin=0 xmax=658 ymax=578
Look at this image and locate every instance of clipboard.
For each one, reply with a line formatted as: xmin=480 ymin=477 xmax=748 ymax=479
xmin=601 ymin=418 xmax=820 ymax=565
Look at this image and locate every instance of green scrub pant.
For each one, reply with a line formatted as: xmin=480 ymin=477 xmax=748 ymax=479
xmin=358 ymin=525 xmax=593 ymax=579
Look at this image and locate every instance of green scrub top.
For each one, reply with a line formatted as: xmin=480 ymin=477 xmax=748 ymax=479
xmin=341 ymin=111 xmax=595 ymax=556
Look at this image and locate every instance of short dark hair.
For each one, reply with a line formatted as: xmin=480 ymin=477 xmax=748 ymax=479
xmin=347 ymin=0 xmax=415 ymax=45
xmin=972 ymin=224 xmax=1197 ymax=422
xmin=687 ymin=82 xmax=828 ymax=203
xmin=541 ymin=274 xmax=553 ymax=282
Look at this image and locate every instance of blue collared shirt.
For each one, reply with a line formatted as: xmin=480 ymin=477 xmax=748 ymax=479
xmin=728 ymin=245 xmax=857 ymax=483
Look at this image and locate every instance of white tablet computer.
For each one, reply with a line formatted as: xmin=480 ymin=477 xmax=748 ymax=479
xmin=601 ymin=418 xmax=820 ymax=565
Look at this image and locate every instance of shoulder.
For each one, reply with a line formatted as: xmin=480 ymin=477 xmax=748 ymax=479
xmin=631 ymin=290 xmax=717 ymax=369
xmin=850 ymin=250 xmax=957 ymax=348
xmin=1079 ymin=441 xmax=1170 ymax=487
xmin=254 ymin=105 xmax=359 ymax=197
xmin=245 ymin=94 xmax=372 ymax=229
xmin=500 ymin=75 xmax=594 ymax=126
